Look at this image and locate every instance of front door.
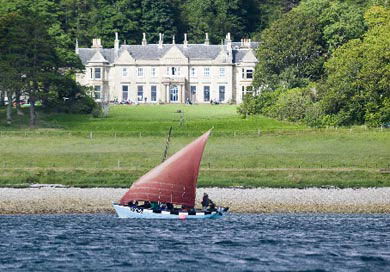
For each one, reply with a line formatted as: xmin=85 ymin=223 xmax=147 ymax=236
xmin=170 ymin=85 xmax=178 ymax=102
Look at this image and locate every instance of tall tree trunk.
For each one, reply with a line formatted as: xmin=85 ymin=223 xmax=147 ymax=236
xmin=29 ymin=82 xmax=37 ymax=128
xmin=6 ymin=91 xmax=13 ymax=125
xmin=15 ymin=91 xmax=24 ymax=116
xmin=0 ymin=91 xmax=4 ymax=107
xmin=29 ymin=95 xmax=36 ymax=128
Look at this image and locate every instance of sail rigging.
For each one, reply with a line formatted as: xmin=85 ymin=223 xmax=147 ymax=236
xmin=119 ymin=130 xmax=211 ymax=207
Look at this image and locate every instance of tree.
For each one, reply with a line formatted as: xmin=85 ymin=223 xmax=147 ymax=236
xmin=252 ymin=0 xmax=366 ymax=91
xmin=141 ymin=0 xmax=179 ymax=43
xmin=320 ymin=6 xmax=390 ymax=127
xmin=253 ymin=8 xmax=324 ymax=90
xmin=183 ymin=0 xmax=258 ymax=43
xmin=0 ymin=12 xmax=28 ymax=125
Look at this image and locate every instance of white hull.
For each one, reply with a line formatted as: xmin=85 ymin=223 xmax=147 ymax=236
xmin=112 ymin=203 xmax=227 ymax=219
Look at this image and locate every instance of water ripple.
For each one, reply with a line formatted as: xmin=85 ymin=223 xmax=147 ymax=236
xmin=0 ymin=213 xmax=390 ymax=271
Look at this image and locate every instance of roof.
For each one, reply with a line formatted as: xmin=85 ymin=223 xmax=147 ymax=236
xmin=78 ymin=43 xmax=257 ymax=65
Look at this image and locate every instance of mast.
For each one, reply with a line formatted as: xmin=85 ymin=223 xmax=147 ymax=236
xmin=161 ymin=126 xmax=172 ymax=163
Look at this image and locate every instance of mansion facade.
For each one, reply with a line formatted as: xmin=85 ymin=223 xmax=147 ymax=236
xmin=76 ymin=33 xmax=258 ymax=104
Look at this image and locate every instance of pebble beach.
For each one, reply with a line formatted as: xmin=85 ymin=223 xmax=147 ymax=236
xmin=1 ymin=187 xmax=390 ymax=214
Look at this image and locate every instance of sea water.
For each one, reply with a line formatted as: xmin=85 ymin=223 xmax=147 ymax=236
xmin=1 ymin=213 xmax=389 ymax=271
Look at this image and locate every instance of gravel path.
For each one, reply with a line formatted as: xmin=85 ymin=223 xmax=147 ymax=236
xmin=1 ymin=187 xmax=390 ymax=214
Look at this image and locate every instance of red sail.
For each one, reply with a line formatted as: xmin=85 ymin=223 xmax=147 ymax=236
xmin=119 ymin=130 xmax=211 ymax=207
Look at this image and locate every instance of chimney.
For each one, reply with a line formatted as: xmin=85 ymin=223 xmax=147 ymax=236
xmin=226 ymin=33 xmax=232 ymax=49
xmin=158 ymin=33 xmax=163 ymax=49
xmin=142 ymin=33 xmax=147 ymax=46
xmin=204 ymin=33 xmax=209 ymax=46
xmin=75 ymin=38 xmax=79 ymax=54
xmin=225 ymin=33 xmax=232 ymax=63
xmin=92 ymin=38 xmax=102 ymax=49
xmin=114 ymin=32 xmax=120 ymax=50
xmin=172 ymin=35 xmax=175 ymax=45
xmin=183 ymin=33 xmax=188 ymax=48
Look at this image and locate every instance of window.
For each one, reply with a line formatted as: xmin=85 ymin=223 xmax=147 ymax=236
xmin=151 ymin=67 xmax=157 ymax=77
xmin=170 ymin=85 xmax=178 ymax=102
xmin=204 ymin=67 xmax=210 ymax=77
xmin=90 ymin=68 xmax=93 ymax=79
xmin=95 ymin=68 xmax=101 ymax=79
xmin=177 ymin=67 xmax=181 ymax=76
xmin=203 ymin=86 xmax=210 ymax=102
xmin=246 ymin=69 xmax=253 ymax=79
xmin=137 ymin=86 xmax=144 ymax=101
xmin=137 ymin=67 xmax=144 ymax=77
xmin=94 ymin=86 xmax=101 ymax=99
xmin=166 ymin=67 xmax=170 ymax=76
xmin=242 ymin=68 xmax=245 ymax=79
xmin=191 ymin=67 xmax=196 ymax=77
xmin=219 ymin=86 xmax=225 ymax=102
xmin=122 ymin=68 xmax=128 ymax=77
xmin=151 ymin=85 xmax=157 ymax=102
xmin=122 ymin=85 xmax=128 ymax=101
xmin=190 ymin=85 xmax=196 ymax=102
xmin=242 ymin=86 xmax=245 ymax=98
xmin=220 ymin=67 xmax=225 ymax=77
xmin=191 ymin=85 xmax=197 ymax=95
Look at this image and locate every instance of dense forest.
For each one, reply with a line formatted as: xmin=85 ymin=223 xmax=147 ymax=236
xmin=239 ymin=0 xmax=390 ymax=128
xmin=1 ymin=0 xmax=390 ymax=128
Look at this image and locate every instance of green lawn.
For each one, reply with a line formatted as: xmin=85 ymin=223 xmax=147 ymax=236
xmin=0 ymin=105 xmax=389 ymax=188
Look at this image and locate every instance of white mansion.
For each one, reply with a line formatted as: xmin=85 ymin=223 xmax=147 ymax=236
xmin=76 ymin=33 xmax=258 ymax=104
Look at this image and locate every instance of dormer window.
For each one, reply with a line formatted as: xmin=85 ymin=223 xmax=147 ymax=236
xmin=95 ymin=68 xmax=101 ymax=79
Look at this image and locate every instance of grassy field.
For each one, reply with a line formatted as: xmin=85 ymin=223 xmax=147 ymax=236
xmin=0 ymin=105 xmax=390 ymax=188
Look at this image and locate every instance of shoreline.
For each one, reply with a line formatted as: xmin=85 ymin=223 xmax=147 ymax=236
xmin=1 ymin=187 xmax=390 ymax=214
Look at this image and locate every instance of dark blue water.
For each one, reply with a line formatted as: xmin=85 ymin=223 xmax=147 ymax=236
xmin=1 ymin=214 xmax=389 ymax=271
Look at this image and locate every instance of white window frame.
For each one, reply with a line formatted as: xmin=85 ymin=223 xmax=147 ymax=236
xmin=219 ymin=67 xmax=225 ymax=77
xmin=203 ymin=86 xmax=210 ymax=102
xmin=219 ymin=85 xmax=226 ymax=102
xmin=122 ymin=85 xmax=129 ymax=102
xmin=191 ymin=67 xmax=196 ymax=77
xmin=151 ymin=85 xmax=157 ymax=102
xmin=204 ymin=67 xmax=210 ymax=78
xmin=137 ymin=67 xmax=144 ymax=77
xmin=94 ymin=68 xmax=101 ymax=79
xmin=137 ymin=85 xmax=144 ymax=101
xmin=94 ymin=85 xmax=102 ymax=100
xmin=246 ymin=69 xmax=253 ymax=79
xmin=122 ymin=67 xmax=128 ymax=77
xmin=151 ymin=67 xmax=157 ymax=78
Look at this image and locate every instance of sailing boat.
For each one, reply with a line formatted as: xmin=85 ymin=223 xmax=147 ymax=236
xmin=112 ymin=130 xmax=228 ymax=219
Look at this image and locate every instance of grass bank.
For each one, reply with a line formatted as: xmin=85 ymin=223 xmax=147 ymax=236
xmin=0 ymin=105 xmax=389 ymax=188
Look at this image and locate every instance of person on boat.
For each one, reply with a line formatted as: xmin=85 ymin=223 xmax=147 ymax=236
xmin=166 ymin=203 xmax=174 ymax=211
xmin=201 ymin=193 xmax=210 ymax=209
xmin=143 ymin=201 xmax=151 ymax=209
xmin=209 ymin=199 xmax=216 ymax=211
xmin=151 ymin=201 xmax=160 ymax=210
